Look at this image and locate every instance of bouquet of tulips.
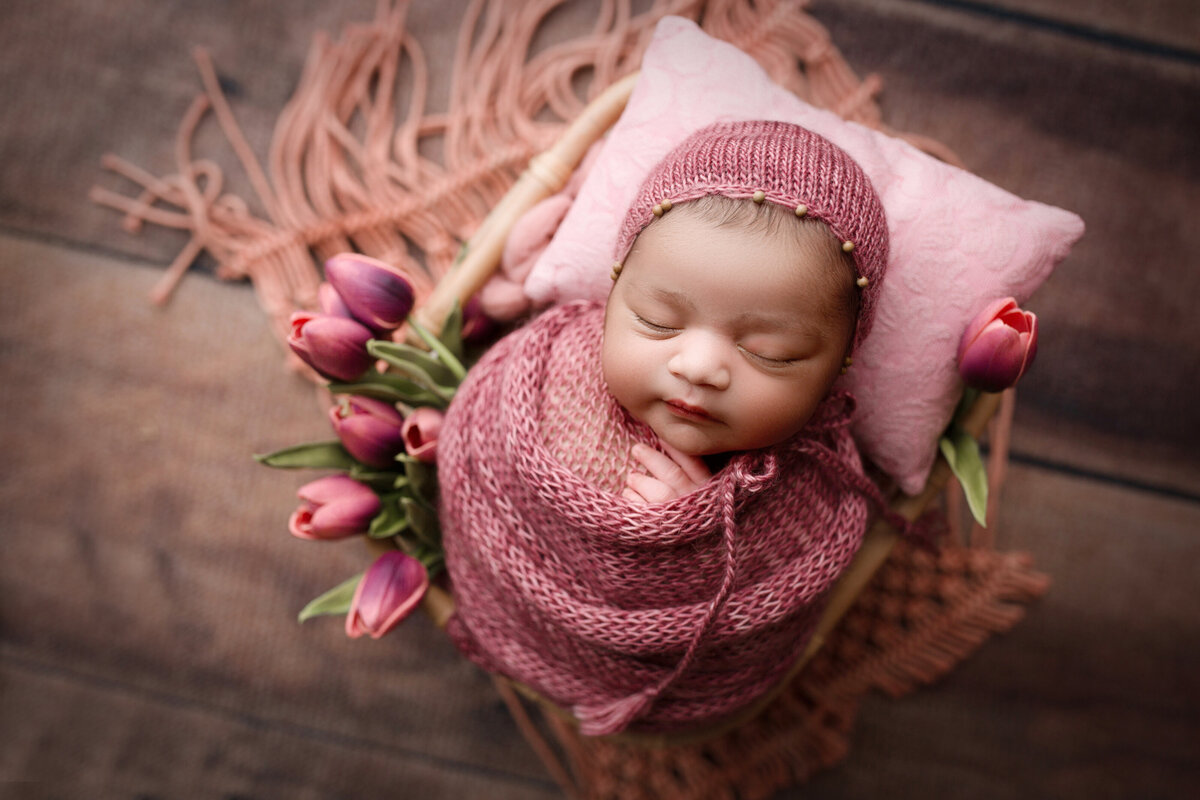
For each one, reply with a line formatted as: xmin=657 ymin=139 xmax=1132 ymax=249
xmin=257 ymin=253 xmax=489 ymax=639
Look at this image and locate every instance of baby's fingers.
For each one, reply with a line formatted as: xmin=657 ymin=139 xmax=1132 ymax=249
xmin=659 ymin=441 xmax=712 ymax=486
xmin=630 ymin=443 xmax=708 ymax=497
xmin=623 ymin=472 xmax=676 ymax=505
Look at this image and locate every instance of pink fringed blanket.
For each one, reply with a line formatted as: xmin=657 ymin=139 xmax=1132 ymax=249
xmin=440 ymin=301 xmax=874 ymax=735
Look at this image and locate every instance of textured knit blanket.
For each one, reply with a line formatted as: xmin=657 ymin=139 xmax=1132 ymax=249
xmin=439 ymin=301 xmax=874 ymax=735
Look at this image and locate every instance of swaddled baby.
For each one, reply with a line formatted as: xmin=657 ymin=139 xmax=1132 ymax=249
xmin=439 ymin=120 xmax=891 ymax=735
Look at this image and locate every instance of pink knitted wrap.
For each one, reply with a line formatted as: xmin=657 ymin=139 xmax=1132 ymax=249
xmin=440 ymin=302 xmax=872 ymax=736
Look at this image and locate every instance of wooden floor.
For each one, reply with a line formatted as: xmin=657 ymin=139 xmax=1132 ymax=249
xmin=2 ymin=1 xmax=1198 ymax=797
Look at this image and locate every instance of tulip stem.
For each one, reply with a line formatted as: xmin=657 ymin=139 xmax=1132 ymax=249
xmin=408 ymin=318 xmax=468 ymax=382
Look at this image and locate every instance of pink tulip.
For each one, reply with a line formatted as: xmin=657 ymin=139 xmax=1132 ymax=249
xmin=317 ymin=281 xmax=354 ymax=319
xmin=329 ymin=396 xmax=407 ymax=468
xmin=401 ymin=407 xmax=445 ymax=463
xmin=288 ymin=475 xmax=380 ymax=540
xmin=345 ymin=551 xmax=429 ymax=638
xmin=324 ymin=253 xmax=416 ymax=334
xmin=957 ymin=297 xmax=1039 ymax=392
xmin=288 ymin=311 xmax=374 ymax=382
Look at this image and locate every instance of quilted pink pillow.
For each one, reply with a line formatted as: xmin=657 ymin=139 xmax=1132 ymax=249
xmin=523 ymin=16 xmax=1084 ymax=494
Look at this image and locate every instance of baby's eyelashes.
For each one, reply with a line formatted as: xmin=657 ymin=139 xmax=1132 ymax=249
xmin=634 ymin=313 xmax=677 ymax=334
xmin=737 ymin=345 xmax=799 ymax=367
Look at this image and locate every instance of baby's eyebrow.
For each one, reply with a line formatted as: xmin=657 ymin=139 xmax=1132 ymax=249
xmin=733 ymin=310 xmax=820 ymax=338
xmin=646 ymin=286 xmax=697 ymax=310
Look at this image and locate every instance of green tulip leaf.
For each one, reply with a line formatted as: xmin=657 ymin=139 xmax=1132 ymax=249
xmin=368 ymin=495 xmax=410 ymax=539
xmin=298 ymin=573 xmax=362 ymax=623
xmin=327 ymin=373 xmax=442 ymax=407
xmin=254 ymin=441 xmax=356 ymax=470
xmin=438 ymin=302 xmax=465 ymax=363
xmin=368 ymin=340 xmax=458 ymax=386
xmin=348 ymin=464 xmax=403 ymax=489
xmin=417 ymin=547 xmax=445 ymax=577
xmin=402 ymin=495 xmax=442 ymax=549
xmin=400 ymin=455 xmax=438 ymax=500
xmin=939 ymin=427 xmax=989 ymax=527
xmin=408 ymin=317 xmax=467 ymax=382
xmin=365 ymin=342 xmax=454 ymax=405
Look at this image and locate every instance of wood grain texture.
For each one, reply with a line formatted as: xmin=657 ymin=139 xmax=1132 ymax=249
xmin=2 ymin=0 xmax=1198 ymax=796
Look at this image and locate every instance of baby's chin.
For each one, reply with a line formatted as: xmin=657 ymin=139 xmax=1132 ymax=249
xmin=647 ymin=416 xmax=811 ymax=458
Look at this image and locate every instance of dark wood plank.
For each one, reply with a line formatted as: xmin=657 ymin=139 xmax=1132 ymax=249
xmin=961 ymin=0 xmax=1200 ymax=56
xmin=0 ymin=654 xmax=560 ymax=799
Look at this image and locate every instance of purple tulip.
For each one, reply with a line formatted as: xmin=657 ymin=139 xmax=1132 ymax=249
xmin=345 ymin=551 xmax=429 ymax=639
xmin=460 ymin=295 xmax=497 ymax=344
xmin=324 ymin=253 xmax=416 ymax=334
xmin=401 ymin=407 xmax=445 ymax=464
xmin=288 ymin=312 xmax=374 ymax=382
xmin=957 ymin=297 xmax=1039 ymax=392
xmin=330 ymin=396 xmax=406 ymax=468
xmin=288 ymin=475 xmax=381 ymax=540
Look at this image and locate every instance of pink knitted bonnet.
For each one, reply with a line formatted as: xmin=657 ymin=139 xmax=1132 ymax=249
xmin=614 ymin=119 xmax=889 ymax=354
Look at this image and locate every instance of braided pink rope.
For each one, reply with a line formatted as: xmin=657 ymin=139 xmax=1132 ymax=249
xmin=439 ymin=302 xmax=872 ymax=735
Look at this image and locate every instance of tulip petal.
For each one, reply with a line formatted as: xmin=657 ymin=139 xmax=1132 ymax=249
xmin=288 ymin=312 xmax=374 ymax=382
xmin=959 ymin=325 xmax=1025 ymax=392
xmin=402 ymin=407 xmax=445 ymax=464
xmin=345 ymin=551 xmax=429 ymax=638
xmin=329 ymin=397 xmax=406 ymax=468
xmin=957 ymin=297 xmax=1018 ymax=364
xmin=318 ymin=282 xmax=354 ymax=319
xmin=325 ymin=253 xmax=416 ymax=333
xmin=290 ymin=476 xmax=380 ymax=540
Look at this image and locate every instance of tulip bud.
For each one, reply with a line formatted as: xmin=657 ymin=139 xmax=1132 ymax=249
xmin=324 ymin=253 xmax=416 ymax=334
xmin=345 ymin=550 xmax=429 ymax=638
xmin=460 ymin=295 xmax=497 ymax=344
xmin=330 ymin=396 xmax=406 ymax=468
xmin=288 ymin=312 xmax=374 ymax=382
xmin=317 ymin=281 xmax=354 ymax=319
xmin=957 ymin=297 xmax=1039 ymax=392
xmin=288 ymin=475 xmax=381 ymax=540
xmin=401 ymin=407 xmax=445 ymax=464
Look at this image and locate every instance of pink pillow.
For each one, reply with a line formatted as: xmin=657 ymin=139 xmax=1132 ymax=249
xmin=524 ymin=17 xmax=1084 ymax=494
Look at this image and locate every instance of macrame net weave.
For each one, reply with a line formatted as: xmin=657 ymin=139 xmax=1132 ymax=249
xmin=92 ymin=0 xmax=1046 ymax=795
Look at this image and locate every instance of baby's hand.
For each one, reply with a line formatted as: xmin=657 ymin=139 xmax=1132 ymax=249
xmin=623 ymin=442 xmax=712 ymax=504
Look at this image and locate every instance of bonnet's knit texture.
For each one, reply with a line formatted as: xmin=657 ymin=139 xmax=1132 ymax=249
xmin=614 ymin=120 xmax=889 ymax=354
xmin=440 ymin=301 xmax=872 ymax=735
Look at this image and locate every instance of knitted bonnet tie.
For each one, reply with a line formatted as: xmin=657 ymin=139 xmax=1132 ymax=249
xmin=613 ymin=119 xmax=889 ymax=355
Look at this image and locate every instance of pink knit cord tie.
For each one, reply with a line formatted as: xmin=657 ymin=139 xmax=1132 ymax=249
xmin=439 ymin=302 xmax=882 ymax=735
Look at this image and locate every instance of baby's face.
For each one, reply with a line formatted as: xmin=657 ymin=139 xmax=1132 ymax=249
xmin=602 ymin=207 xmax=853 ymax=457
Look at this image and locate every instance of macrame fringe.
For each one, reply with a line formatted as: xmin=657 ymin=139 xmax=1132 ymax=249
xmin=91 ymin=0 xmax=955 ymax=362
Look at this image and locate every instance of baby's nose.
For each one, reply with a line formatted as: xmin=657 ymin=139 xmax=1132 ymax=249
xmin=667 ymin=333 xmax=731 ymax=389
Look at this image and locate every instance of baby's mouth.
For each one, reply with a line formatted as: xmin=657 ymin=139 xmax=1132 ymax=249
xmin=665 ymin=399 xmax=718 ymax=423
